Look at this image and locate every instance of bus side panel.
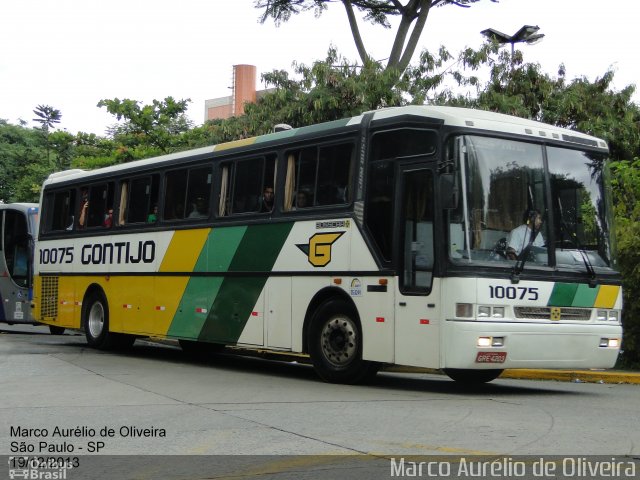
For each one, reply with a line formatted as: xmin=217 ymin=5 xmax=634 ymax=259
xmin=354 ymin=277 xmax=395 ymax=364
xmin=265 ymin=277 xmax=292 ymax=349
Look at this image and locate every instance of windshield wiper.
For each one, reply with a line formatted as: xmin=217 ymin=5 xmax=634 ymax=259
xmin=556 ymin=198 xmax=597 ymax=287
xmin=577 ymin=248 xmax=597 ymax=288
xmin=511 ymin=211 xmax=542 ymax=284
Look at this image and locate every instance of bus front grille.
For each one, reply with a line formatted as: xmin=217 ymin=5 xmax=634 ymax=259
xmin=514 ymin=306 xmax=592 ymax=321
xmin=40 ymin=276 xmax=59 ymax=319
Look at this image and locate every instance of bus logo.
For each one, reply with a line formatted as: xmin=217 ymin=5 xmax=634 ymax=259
xmin=297 ymin=232 xmax=344 ymax=267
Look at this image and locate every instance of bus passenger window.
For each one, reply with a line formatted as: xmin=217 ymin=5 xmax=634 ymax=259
xmin=164 ymin=169 xmax=188 ymax=220
xmin=229 ymin=155 xmax=276 ymax=215
xmin=285 ymin=143 xmax=353 ymax=210
xmin=186 ymin=167 xmax=212 ymax=219
xmin=45 ymin=189 xmax=76 ymax=232
xmin=124 ymin=176 xmax=159 ymax=224
xmin=80 ymin=183 xmax=115 ymax=228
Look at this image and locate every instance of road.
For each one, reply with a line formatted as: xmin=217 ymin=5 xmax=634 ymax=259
xmin=1 ymin=324 xmax=639 ymax=479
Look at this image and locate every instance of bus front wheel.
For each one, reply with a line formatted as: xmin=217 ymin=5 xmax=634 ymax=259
xmin=308 ymin=299 xmax=375 ymax=384
xmin=443 ymin=368 xmax=503 ymax=384
xmin=83 ymin=290 xmax=134 ymax=350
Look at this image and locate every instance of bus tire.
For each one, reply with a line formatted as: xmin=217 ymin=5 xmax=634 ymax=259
xmin=443 ymin=368 xmax=503 ymax=384
xmin=49 ymin=325 xmax=65 ymax=335
xmin=308 ymin=298 xmax=373 ymax=384
xmin=83 ymin=290 xmax=134 ymax=350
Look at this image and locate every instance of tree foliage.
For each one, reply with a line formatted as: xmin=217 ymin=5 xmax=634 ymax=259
xmin=255 ymin=0 xmax=497 ymax=75
xmin=0 ymin=119 xmax=49 ymax=202
xmin=97 ymin=96 xmax=193 ymax=159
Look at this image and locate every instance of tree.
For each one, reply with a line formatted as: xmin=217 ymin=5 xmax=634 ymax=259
xmin=32 ymin=104 xmax=62 ymax=132
xmin=97 ymin=96 xmax=193 ymax=158
xmin=255 ymin=0 xmax=496 ymax=75
xmin=32 ymin=104 xmax=62 ymax=166
xmin=610 ymin=158 xmax=640 ymax=367
xmin=0 ymin=120 xmax=50 ymax=202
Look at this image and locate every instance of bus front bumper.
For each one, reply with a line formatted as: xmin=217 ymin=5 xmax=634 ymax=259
xmin=443 ymin=320 xmax=622 ymax=370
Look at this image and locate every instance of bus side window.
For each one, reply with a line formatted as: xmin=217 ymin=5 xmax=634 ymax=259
xmin=45 ymin=189 xmax=76 ymax=232
xmin=285 ymin=142 xmax=353 ymax=210
xmin=317 ymin=143 xmax=353 ymax=206
xmin=164 ymin=169 xmax=188 ymax=220
xmin=124 ymin=175 xmax=160 ymax=224
xmin=85 ymin=183 xmax=115 ymax=228
xmin=186 ymin=167 xmax=212 ymax=219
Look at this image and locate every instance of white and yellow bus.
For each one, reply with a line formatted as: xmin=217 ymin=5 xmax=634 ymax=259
xmin=33 ymin=106 xmax=622 ymax=384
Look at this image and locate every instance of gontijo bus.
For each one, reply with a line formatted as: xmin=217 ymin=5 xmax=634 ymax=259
xmin=33 ymin=106 xmax=622 ymax=384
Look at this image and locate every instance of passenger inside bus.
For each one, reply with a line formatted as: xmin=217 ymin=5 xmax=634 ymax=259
xmin=295 ymin=191 xmax=309 ymax=209
xmin=188 ymin=196 xmax=208 ymax=218
xmin=103 ymin=208 xmax=114 ymax=228
xmin=147 ymin=205 xmax=158 ymax=223
xmin=259 ymin=186 xmax=274 ymax=212
xmin=78 ymin=188 xmax=89 ymax=228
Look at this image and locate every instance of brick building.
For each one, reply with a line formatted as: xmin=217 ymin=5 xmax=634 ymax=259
xmin=204 ymin=64 xmax=270 ymax=121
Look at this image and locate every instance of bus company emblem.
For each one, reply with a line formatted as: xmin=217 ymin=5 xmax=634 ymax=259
xmin=550 ymin=307 xmax=561 ymax=321
xmin=297 ymin=232 xmax=345 ymax=267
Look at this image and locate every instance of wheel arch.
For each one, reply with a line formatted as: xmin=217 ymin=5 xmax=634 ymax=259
xmin=81 ymin=283 xmax=108 ymax=319
xmin=301 ymin=286 xmax=359 ymax=354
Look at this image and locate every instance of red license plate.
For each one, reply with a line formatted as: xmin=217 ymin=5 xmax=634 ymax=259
xmin=475 ymin=351 xmax=507 ymax=363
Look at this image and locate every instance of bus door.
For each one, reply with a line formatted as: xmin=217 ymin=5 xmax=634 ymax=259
xmin=0 ymin=209 xmax=31 ymax=323
xmin=393 ymin=163 xmax=441 ymax=368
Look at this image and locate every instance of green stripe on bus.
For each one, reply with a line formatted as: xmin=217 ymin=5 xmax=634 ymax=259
xmin=197 ymin=222 xmax=294 ymax=343
xmin=571 ymin=283 xmax=600 ymax=307
xmin=167 ymin=226 xmax=247 ymax=338
xmin=548 ymin=283 xmax=579 ymax=307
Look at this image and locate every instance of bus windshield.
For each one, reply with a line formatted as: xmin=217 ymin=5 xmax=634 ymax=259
xmin=448 ymin=135 xmax=615 ymax=271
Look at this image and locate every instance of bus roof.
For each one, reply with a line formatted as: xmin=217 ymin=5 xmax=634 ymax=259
xmin=0 ymin=202 xmax=38 ymax=212
xmin=42 ymin=106 xmax=608 ymax=187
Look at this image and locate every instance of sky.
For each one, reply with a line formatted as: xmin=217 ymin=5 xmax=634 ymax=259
xmin=1 ymin=0 xmax=638 ymax=136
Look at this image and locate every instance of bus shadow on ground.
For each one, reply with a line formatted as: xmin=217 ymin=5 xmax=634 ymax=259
xmin=42 ymin=334 xmax=582 ymax=397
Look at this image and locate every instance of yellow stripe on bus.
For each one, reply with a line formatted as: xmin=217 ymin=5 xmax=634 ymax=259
xmin=159 ymin=229 xmax=211 ymax=272
xmin=593 ymin=285 xmax=619 ymax=309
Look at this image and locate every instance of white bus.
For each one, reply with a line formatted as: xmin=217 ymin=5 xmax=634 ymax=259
xmin=0 ymin=203 xmax=38 ymax=326
xmin=33 ymin=106 xmax=622 ymax=383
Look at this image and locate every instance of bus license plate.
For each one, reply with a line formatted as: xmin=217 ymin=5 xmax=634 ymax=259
xmin=476 ymin=352 xmax=507 ymax=363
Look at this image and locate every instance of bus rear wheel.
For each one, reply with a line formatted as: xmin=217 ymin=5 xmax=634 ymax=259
xmin=308 ymin=298 xmax=375 ymax=384
xmin=443 ymin=368 xmax=503 ymax=384
xmin=83 ymin=290 xmax=134 ymax=350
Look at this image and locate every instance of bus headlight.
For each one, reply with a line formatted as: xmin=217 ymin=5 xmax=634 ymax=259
xmin=599 ymin=338 xmax=620 ymax=348
xmin=597 ymin=309 xmax=620 ymax=324
xmin=477 ymin=305 xmax=505 ymax=319
xmin=477 ymin=336 xmax=505 ymax=347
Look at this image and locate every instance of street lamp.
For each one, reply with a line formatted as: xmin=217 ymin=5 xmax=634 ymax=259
xmin=480 ymin=24 xmax=545 ymax=57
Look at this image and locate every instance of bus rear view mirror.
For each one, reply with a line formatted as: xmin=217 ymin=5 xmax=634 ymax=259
xmin=439 ymin=173 xmax=458 ymax=210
